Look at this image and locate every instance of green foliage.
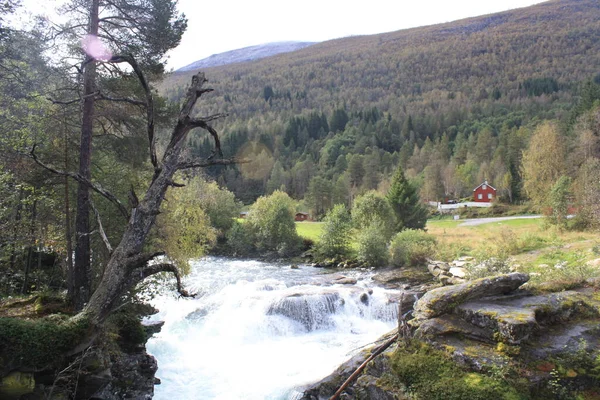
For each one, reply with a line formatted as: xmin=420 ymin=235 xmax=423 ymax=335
xmin=547 ymin=175 xmax=572 ymax=227
xmin=0 ymin=316 xmax=89 ymax=370
xmin=390 ymin=341 xmax=525 ymax=400
xmin=315 ymin=204 xmax=353 ymax=259
xmin=356 ymin=222 xmax=389 ymax=267
xmin=521 ymin=122 xmax=566 ymax=210
xmin=521 ymin=77 xmax=559 ymax=97
xmin=352 ymin=191 xmax=395 ymax=239
xmin=245 ymin=191 xmax=302 ymax=256
xmin=387 ymin=165 xmax=428 ymax=231
xmin=157 ymin=176 xmax=218 ymax=272
xmin=389 ymin=229 xmax=437 ymax=268
xmin=525 ymin=250 xmax=600 ymax=290
xmin=225 ymin=220 xmax=256 ymax=256
xmin=106 ymin=311 xmax=147 ymax=353
xmin=192 ymin=178 xmax=240 ymax=236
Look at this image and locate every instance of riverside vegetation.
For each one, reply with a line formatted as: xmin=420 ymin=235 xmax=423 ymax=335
xmin=1 ymin=0 xmax=600 ymax=398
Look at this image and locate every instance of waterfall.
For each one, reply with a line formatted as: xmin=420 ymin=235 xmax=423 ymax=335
xmin=146 ymin=257 xmax=400 ymax=400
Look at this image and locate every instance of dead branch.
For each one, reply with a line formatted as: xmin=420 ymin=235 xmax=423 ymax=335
xmin=167 ymin=180 xmax=186 ymax=188
xmin=130 ymin=263 xmax=195 ymax=298
xmin=29 ymin=145 xmax=130 ymax=219
xmin=330 ymin=333 xmax=399 ymax=400
xmin=177 ymin=157 xmax=248 ymax=170
xmin=189 ymin=116 xmax=227 ymax=158
xmin=90 ymin=199 xmax=113 ymax=254
xmin=125 ymin=251 xmax=166 ymax=269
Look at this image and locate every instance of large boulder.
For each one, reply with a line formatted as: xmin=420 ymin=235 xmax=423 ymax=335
xmin=412 ymin=273 xmax=529 ymax=321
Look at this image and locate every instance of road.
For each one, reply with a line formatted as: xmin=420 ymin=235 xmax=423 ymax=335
xmin=458 ymin=215 xmax=542 ymax=227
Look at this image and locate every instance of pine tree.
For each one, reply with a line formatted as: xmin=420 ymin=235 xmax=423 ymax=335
xmin=387 ymin=165 xmax=428 ymax=231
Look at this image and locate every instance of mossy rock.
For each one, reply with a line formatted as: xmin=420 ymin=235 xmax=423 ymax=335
xmin=0 ymin=316 xmax=90 ymax=371
xmin=390 ymin=341 xmax=527 ymax=400
xmin=0 ymin=371 xmax=35 ymax=399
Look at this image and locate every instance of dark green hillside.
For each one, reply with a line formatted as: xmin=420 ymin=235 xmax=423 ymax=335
xmin=161 ymin=0 xmax=600 ymax=213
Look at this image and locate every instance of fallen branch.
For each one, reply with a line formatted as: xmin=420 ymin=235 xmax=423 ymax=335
xmin=329 ymin=333 xmax=399 ymax=400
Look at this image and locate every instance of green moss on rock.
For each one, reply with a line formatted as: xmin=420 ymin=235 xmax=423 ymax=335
xmin=0 ymin=371 xmax=35 ymax=399
xmin=0 ymin=316 xmax=90 ymax=371
xmin=390 ymin=340 xmax=526 ymax=400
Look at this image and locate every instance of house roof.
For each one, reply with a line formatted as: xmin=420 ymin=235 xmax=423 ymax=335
xmin=473 ymin=180 xmax=497 ymax=192
xmin=295 ymin=212 xmax=310 ymax=215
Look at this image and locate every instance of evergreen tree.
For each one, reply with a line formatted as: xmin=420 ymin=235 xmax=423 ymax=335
xmin=387 ymin=165 xmax=428 ymax=231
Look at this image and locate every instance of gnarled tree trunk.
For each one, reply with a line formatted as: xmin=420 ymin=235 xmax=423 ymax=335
xmin=80 ymin=71 xmax=237 ymax=325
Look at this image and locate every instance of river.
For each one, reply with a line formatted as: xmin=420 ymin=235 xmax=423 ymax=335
xmin=146 ymin=257 xmax=400 ymax=400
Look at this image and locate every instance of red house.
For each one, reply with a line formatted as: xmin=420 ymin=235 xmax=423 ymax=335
xmin=294 ymin=212 xmax=311 ymax=222
xmin=473 ymin=180 xmax=496 ymax=202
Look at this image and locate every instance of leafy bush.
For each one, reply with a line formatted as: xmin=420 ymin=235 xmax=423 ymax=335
xmin=390 ymin=229 xmax=437 ymax=267
xmin=315 ymin=204 xmax=353 ymax=259
xmin=352 ymin=191 xmax=395 ymax=239
xmin=245 ymin=191 xmax=302 ymax=256
xmin=356 ymin=221 xmax=389 ymax=267
xmin=225 ymin=220 xmax=255 ymax=256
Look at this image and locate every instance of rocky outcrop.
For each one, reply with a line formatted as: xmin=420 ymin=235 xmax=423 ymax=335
xmin=372 ymin=267 xmax=433 ymax=289
xmin=427 ymin=257 xmax=474 ymax=285
xmin=412 ymin=273 xmax=529 ymax=321
xmin=301 ymin=272 xmax=600 ymax=399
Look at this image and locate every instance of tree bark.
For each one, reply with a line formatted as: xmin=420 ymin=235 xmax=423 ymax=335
xmin=72 ymin=0 xmax=99 ymax=310
xmin=81 ymin=72 xmax=239 ymax=325
xmin=64 ymin=115 xmax=74 ymax=296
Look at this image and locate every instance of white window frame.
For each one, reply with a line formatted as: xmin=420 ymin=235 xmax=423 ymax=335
xmin=478 ymin=193 xmax=483 ymax=200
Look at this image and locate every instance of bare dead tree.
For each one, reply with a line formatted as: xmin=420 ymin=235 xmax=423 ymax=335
xmin=76 ymin=71 xmax=242 ymax=325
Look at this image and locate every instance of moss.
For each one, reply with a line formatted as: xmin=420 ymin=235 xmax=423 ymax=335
xmin=496 ymin=342 xmax=521 ymax=357
xmin=0 ymin=371 xmax=35 ymax=399
xmin=390 ymin=340 xmax=527 ymax=400
xmin=0 ymin=316 xmax=90 ymax=370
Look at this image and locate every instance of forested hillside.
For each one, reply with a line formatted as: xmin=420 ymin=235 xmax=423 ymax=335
xmin=162 ymin=0 xmax=600 ymax=212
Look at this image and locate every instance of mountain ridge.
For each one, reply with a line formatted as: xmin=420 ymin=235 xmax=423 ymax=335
xmin=176 ymin=41 xmax=316 ymax=72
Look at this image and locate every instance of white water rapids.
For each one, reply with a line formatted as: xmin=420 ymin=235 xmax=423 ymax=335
xmin=146 ymin=257 xmax=400 ymax=400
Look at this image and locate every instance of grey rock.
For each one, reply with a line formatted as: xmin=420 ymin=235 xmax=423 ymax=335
xmin=448 ymin=266 xmax=468 ymax=278
xmin=412 ymin=273 xmax=529 ymax=321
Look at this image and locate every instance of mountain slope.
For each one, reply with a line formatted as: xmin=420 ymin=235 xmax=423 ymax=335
xmin=176 ymin=41 xmax=316 ymax=72
xmin=159 ymin=0 xmax=600 ymax=207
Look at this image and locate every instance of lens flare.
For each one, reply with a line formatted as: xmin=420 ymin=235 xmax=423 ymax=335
xmin=81 ymin=34 xmax=112 ymax=61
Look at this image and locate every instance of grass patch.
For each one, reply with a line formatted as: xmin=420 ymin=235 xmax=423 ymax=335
xmin=295 ymin=221 xmax=324 ymax=242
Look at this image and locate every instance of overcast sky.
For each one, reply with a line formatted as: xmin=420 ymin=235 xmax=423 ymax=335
xmin=20 ymin=0 xmax=545 ymax=70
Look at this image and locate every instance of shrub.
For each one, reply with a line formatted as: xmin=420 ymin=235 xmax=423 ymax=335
xmin=356 ymin=221 xmax=389 ymax=267
xmin=390 ymin=229 xmax=437 ymax=267
xmin=352 ymin=191 xmax=395 ymax=240
xmin=315 ymin=204 xmax=353 ymax=259
xmin=225 ymin=220 xmax=256 ymax=256
xmin=245 ymin=191 xmax=302 ymax=256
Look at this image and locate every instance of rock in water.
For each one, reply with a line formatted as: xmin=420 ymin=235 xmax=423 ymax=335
xmin=412 ymin=273 xmax=529 ymax=321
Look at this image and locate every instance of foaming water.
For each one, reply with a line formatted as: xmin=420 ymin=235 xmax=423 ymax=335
xmin=146 ymin=257 xmax=399 ymax=400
